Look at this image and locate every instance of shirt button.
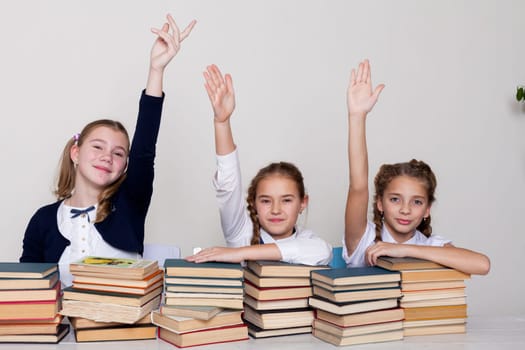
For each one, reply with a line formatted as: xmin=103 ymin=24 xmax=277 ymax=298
xmin=81 ymin=237 xmax=86 ymax=241
xmin=81 ymin=214 xmax=86 ymax=218
xmin=81 ymin=250 xmax=85 ymax=253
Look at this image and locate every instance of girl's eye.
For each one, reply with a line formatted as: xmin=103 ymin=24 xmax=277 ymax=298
xmin=389 ymin=197 xmax=399 ymax=203
xmin=114 ymin=152 xmax=125 ymax=158
xmin=414 ymin=199 xmax=424 ymax=206
xmin=260 ymin=199 xmax=270 ymax=204
xmin=283 ymin=198 xmax=293 ymax=203
xmin=93 ymin=145 xmax=102 ymax=150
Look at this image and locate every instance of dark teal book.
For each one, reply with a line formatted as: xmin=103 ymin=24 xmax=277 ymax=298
xmin=0 ymin=271 xmax=60 ymax=290
xmin=310 ymin=267 xmax=400 ymax=286
xmin=164 ymin=259 xmax=243 ymax=279
xmin=0 ymin=262 xmax=57 ymax=279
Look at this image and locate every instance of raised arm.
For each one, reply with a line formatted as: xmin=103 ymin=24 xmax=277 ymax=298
xmin=204 ymin=64 xmax=236 ymax=155
xmin=146 ymin=14 xmax=196 ymax=97
xmin=345 ymin=60 xmax=384 ymax=255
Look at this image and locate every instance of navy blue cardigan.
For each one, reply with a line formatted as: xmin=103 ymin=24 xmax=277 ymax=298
xmin=20 ymin=91 xmax=164 ymax=263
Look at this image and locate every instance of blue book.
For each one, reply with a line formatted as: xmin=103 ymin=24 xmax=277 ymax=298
xmin=310 ymin=267 xmax=400 ymax=286
xmin=164 ymin=259 xmax=243 ymax=279
xmin=0 ymin=262 xmax=57 ymax=279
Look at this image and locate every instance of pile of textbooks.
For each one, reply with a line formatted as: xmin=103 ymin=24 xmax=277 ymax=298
xmin=309 ymin=266 xmax=404 ymax=346
xmin=0 ymin=262 xmax=69 ymax=343
xmin=60 ymin=256 xmax=161 ymax=342
xmin=376 ymin=257 xmax=470 ymax=336
xmin=242 ymin=261 xmax=328 ymax=338
xmin=153 ymin=259 xmax=248 ymax=347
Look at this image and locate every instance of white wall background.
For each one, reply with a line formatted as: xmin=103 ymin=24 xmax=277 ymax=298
xmin=0 ymin=0 xmax=523 ymax=316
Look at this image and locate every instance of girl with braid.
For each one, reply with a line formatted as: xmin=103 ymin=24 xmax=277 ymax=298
xmin=342 ymin=59 xmax=490 ymax=275
xmin=20 ymin=14 xmax=195 ymax=285
xmin=186 ymin=65 xmax=332 ymax=266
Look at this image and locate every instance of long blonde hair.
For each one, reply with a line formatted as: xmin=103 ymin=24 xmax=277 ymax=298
xmin=55 ymin=119 xmax=129 ymax=222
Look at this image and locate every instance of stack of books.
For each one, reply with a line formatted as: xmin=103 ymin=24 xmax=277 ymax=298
xmin=154 ymin=259 xmax=248 ymax=347
xmin=59 ymin=256 xmax=162 ymax=342
xmin=0 ymin=262 xmax=69 ymax=343
xmin=376 ymin=257 xmax=470 ymax=336
xmin=242 ymin=260 xmax=329 ymax=338
xmin=309 ymin=267 xmax=404 ymax=346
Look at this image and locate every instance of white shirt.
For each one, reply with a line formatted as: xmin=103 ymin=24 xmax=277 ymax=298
xmin=342 ymin=221 xmax=452 ymax=267
xmin=213 ymin=149 xmax=332 ymax=266
xmin=57 ymin=202 xmax=140 ymax=286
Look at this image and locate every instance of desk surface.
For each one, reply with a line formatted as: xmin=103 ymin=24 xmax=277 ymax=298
xmin=1 ymin=315 xmax=524 ymax=349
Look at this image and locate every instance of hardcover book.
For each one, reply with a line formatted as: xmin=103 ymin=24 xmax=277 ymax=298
xmin=244 ymin=268 xmax=311 ymax=288
xmin=399 ymin=268 xmax=470 ymax=283
xmin=164 ymin=276 xmax=243 ymax=287
xmin=244 ymin=295 xmax=309 ymax=311
xmin=315 ymin=308 xmax=405 ymax=328
xmin=62 ymin=285 xmax=162 ymax=307
xmin=308 ymin=296 xmax=399 ymax=316
xmin=313 ymin=327 xmax=403 ymax=346
xmin=403 ymin=304 xmax=468 ymax=321
xmin=376 ymin=257 xmax=445 ymax=270
xmin=69 ymin=257 xmax=158 ymax=280
xmin=242 ymin=305 xmax=314 ymax=330
xmin=158 ymin=323 xmax=248 ymax=348
xmin=74 ymin=323 xmax=157 ymax=342
xmin=0 ymin=323 xmax=69 ymax=344
xmin=0 ymin=299 xmax=60 ymax=320
xmin=312 ymin=285 xmax=402 ymax=303
xmin=72 ymin=268 xmax=163 ymax=289
xmin=244 ymin=280 xmax=312 ymax=301
xmin=164 ymin=296 xmax=243 ymax=309
xmin=0 ymin=271 xmax=59 ymax=290
xmin=0 ymin=262 xmax=57 ymax=279
xmin=69 ymin=314 xmax=151 ymax=329
xmin=313 ymin=318 xmax=403 ymax=337
xmin=246 ymin=321 xmax=312 ymax=338
xmin=164 ymin=259 xmax=243 ymax=279
xmin=247 ymin=260 xmax=328 ymax=278
xmin=0 ymin=281 xmax=60 ymax=302
xmin=151 ymin=309 xmax=243 ymax=333
xmin=159 ymin=305 xmax=223 ymax=321
xmin=311 ymin=267 xmax=400 ymax=286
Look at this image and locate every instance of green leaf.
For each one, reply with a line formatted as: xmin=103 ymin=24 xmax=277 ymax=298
xmin=517 ymin=87 xmax=524 ymax=101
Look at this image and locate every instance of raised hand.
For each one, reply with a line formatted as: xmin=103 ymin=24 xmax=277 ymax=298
xmin=204 ymin=64 xmax=236 ymax=123
xmin=150 ymin=14 xmax=196 ymax=72
xmin=347 ymin=59 xmax=385 ymax=118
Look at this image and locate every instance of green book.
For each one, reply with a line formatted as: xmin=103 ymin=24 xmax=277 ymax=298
xmin=164 ymin=259 xmax=243 ymax=279
xmin=310 ymin=267 xmax=400 ymax=286
xmin=0 ymin=262 xmax=57 ymax=279
xmin=0 ymin=271 xmax=60 ymax=290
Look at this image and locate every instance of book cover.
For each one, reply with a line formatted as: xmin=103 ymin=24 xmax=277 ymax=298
xmin=243 ymin=268 xmax=311 ymax=288
xmin=0 ymin=262 xmax=57 ymax=279
xmin=164 ymin=276 xmax=243 ymax=287
xmin=72 ymin=279 xmax=164 ymax=295
xmin=313 ymin=318 xmax=403 ymax=338
xmin=308 ymin=297 xmax=399 ymax=316
xmin=151 ymin=309 xmax=243 ymax=333
xmin=164 ymin=291 xmax=243 ymax=300
xmin=72 ymin=268 xmax=163 ymax=289
xmin=0 ymin=271 xmax=59 ymax=290
xmin=400 ymin=296 xmax=466 ymax=308
xmin=376 ymin=257 xmax=445 ymax=271
xmin=165 ymin=283 xmax=244 ymax=294
xmin=403 ymin=304 xmax=468 ymax=321
xmin=245 ymin=320 xmax=312 ymax=338
xmin=70 ymin=314 xmax=151 ymax=329
xmin=244 ymin=295 xmax=309 ymax=311
xmin=74 ymin=323 xmax=157 ymax=342
xmin=311 ymin=267 xmax=400 ymax=286
xmin=401 ymin=280 xmax=466 ymax=292
xmin=400 ymin=268 xmax=471 ymax=282
xmin=315 ymin=308 xmax=405 ymax=328
xmin=244 ymin=280 xmax=312 ymax=301
xmin=312 ymin=279 xmax=399 ymax=292
xmin=403 ymin=322 xmax=466 ymax=336
xmin=70 ymin=257 xmax=158 ymax=279
xmin=0 ymin=323 xmax=69 ymax=343
xmin=159 ymin=305 xmax=224 ymax=321
xmin=247 ymin=260 xmax=329 ymax=278
xmin=158 ymin=323 xmax=248 ymax=348
xmin=0 ymin=299 xmax=60 ymax=320
xmin=164 ymin=259 xmax=243 ymax=279
xmin=313 ymin=327 xmax=403 ymax=346
xmin=401 ymin=287 xmax=466 ymax=302
xmin=0 ymin=280 xmax=60 ymax=302
xmin=62 ymin=285 xmax=162 ymax=306
xmin=164 ymin=296 xmax=243 ymax=310
xmin=312 ymin=285 xmax=401 ymax=303
xmin=0 ymin=321 xmax=60 ymax=335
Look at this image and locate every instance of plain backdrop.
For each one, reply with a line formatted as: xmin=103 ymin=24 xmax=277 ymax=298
xmin=0 ymin=0 xmax=523 ymax=316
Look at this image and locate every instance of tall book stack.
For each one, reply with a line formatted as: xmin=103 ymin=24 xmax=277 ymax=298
xmin=376 ymin=257 xmax=470 ymax=336
xmin=0 ymin=262 xmax=69 ymax=344
xmin=309 ymin=267 xmax=404 ymax=346
xmin=154 ymin=259 xmax=248 ymax=347
xmin=60 ymin=256 xmax=162 ymax=342
xmin=242 ymin=260 xmax=329 ymax=338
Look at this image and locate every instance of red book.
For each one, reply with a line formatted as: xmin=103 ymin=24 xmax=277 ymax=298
xmin=158 ymin=323 xmax=248 ymax=348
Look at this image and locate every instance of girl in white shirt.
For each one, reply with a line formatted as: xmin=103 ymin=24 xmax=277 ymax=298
xmin=187 ymin=65 xmax=332 ymax=266
xmin=343 ymin=59 xmax=490 ymax=275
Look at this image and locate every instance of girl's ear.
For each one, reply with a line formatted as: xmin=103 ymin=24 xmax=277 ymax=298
xmin=70 ymin=144 xmax=79 ymax=165
xmin=376 ymin=196 xmax=384 ymax=212
xmin=300 ymin=194 xmax=309 ymax=213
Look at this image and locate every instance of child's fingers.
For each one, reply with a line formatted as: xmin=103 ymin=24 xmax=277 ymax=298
xmin=166 ymin=14 xmax=181 ymax=41
xmin=180 ymin=20 xmax=196 ymax=41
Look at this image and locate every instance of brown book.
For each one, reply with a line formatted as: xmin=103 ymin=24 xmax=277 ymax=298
xmin=316 ymin=308 xmax=404 ymax=328
xmin=74 ymin=324 xmax=157 ymax=342
xmin=403 ymin=304 xmax=468 ymax=321
xmin=151 ymin=309 xmax=243 ymax=333
xmin=244 ymin=280 xmax=312 ymax=301
xmin=401 ymin=280 xmax=466 ymax=292
xmin=0 ymin=323 xmax=69 ymax=344
xmin=400 ymin=269 xmax=470 ymax=283
xmin=401 ymin=287 xmax=466 ymax=302
xmin=69 ymin=314 xmax=151 ymax=329
xmin=242 ymin=305 xmax=314 ymax=330
xmin=376 ymin=257 xmax=445 ymax=270
xmin=73 ymin=279 xmax=164 ymax=295
xmin=70 ymin=257 xmax=158 ymax=280
xmin=247 ymin=260 xmax=328 ymax=278
xmin=244 ymin=268 xmax=311 ymax=288
xmin=312 ymin=279 xmax=399 ymax=292
xmin=313 ymin=327 xmax=403 ymax=346
xmin=0 ymin=281 xmax=60 ymax=302
xmin=164 ymin=291 xmax=243 ymax=300
xmin=60 ymin=295 xmax=161 ymax=324
xmin=0 ymin=299 xmax=60 ymax=320
xmin=72 ymin=268 xmax=163 ymax=289
xmin=404 ymin=317 xmax=467 ymax=329
xmin=400 ymin=297 xmax=466 ymax=308
xmin=312 ymin=285 xmax=401 ymax=303
xmin=165 ymin=284 xmax=243 ymax=294
xmin=159 ymin=305 xmax=223 ymax=321
xmin=62 ymin=285 xmax=162 ymax=307
xmin=0 ymin=319 xmax=61 ymax=335
xmin=313 ymin=318 xmax=403 ymax=337
xmin=244 ymin=295 xmax=309 ymax=311
xmin=403 ymin=322 xmax=466 ymax=336
xmin=308 ymin=297 xmax=399 ymax=316
xmin=158 ymin=323 xmax=248 ymax=348
xmin=164 ymin=296 xmax=243 ymax=310
xmin=246 ymin=321 xmax=312 ymax=338
xmin=0 ymin=272 xmax=59 ymax=290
